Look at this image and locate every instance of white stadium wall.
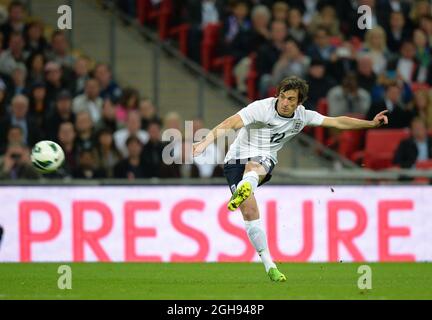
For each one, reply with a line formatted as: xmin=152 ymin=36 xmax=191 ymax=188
xmin=0 ymin=186 xmax=431 ymax=263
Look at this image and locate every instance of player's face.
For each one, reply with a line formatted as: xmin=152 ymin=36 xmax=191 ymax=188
xmin=277 ymin=89 xmax=299 ymax=116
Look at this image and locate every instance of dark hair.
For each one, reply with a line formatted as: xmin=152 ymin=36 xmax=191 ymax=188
xmin=8 ymin=1 xmax=25 ymax=12
xmin=276 ymin=76 xmax=309 ymax=104
xmin=126 ymin=135 xmax=142 ymax=146
xmin=119 ymin=87 xmax=140 ymax=109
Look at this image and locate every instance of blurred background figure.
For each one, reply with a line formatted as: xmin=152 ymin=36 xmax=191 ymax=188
xmin=393 ymin=117 xmax=432 ymax=168
xmin=0 ymin=142 xmax=39 ymax=180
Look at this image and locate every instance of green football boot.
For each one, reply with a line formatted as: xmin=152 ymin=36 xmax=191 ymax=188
xmin=268 ymin=268 xmax=287 ymax=282
xmin=227 ymin=182 xmax=252 ymax=211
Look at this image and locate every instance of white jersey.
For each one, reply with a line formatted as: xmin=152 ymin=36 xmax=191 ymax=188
xmin=224 ymin=97 xmax=325 ymax=164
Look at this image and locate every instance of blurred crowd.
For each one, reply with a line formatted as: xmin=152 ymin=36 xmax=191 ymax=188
xmin=0 ymin=0 xmax=225 ymax=180
xmin=116 ymin=0 xmax=432 ymax=169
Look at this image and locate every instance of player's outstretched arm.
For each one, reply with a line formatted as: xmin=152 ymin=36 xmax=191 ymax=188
xmin=321 ymin=110 xmax=388 ymax=130
xmin=192 ymin=114 xmax=244 ymax=157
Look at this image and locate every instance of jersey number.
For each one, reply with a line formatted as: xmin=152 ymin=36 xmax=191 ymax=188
xmin=270 ymin=133 xmax=285 ymax=143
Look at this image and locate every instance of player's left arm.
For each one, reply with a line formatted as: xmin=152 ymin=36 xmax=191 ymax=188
xmin=321 ymin=110 xmax=388 ymax=130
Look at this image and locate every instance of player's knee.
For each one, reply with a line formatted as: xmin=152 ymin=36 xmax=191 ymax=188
xmin=245 ymin=162 xmax=264 ymax=175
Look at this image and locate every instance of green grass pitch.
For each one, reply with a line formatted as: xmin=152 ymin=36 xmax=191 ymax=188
xmin=0 ymin=263 xmax=431 ymax=299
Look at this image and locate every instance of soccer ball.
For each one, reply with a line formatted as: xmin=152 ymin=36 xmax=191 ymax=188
xmin=31 ymin=140 xmax=65 ymax=173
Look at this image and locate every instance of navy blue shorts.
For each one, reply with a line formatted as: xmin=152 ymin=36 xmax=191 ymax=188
xmin=223 ymin=156 xmax=275 ymax=194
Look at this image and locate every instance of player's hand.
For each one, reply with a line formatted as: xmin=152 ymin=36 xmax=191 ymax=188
xmin=373 ymin=110 xmax=388 ymax=127
xmin=192 ymin=141 xmax=206 ymax=157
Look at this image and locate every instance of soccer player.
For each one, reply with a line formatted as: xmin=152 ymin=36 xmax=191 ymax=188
xmin=192 ymin=76 xmax=388 ymax=282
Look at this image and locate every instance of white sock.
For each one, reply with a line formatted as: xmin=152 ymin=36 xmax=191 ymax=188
xmin=245 ymin=219 xmax=276 ymax=272
xmin=237 ymin=171 xmax=259 ymax=193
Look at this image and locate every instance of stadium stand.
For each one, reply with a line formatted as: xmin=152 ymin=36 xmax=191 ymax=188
xmin=1 ymin=0 xmax=432 ymax=183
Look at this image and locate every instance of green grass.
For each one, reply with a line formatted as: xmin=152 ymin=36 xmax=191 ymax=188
xmin=0 ymin=263 xmax=431 ymax=300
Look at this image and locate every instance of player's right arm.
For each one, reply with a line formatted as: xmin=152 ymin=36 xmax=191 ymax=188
xmin=192 ymin=114 xmax=244 ymax=157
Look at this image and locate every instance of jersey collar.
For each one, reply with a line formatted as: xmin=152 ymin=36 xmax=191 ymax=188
xmin=274 ymin=99 xmax=296 ymax=119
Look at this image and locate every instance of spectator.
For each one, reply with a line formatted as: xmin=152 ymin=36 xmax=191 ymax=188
xmin=271 ymin=1 xmax=289 ymax=23
xmin=57 ymin=121 xmax=78 ymax=175
xmin=74 ymin=111 xmax=95 ymax=152
xmin=356 ymin=54 xmax=377 ymax=93
xmin=10 ymin=63 xmax=27 ymax=96
xmin=304 ymin=58 xmax=336 ymax=110
xmin=386 ymin=11 xmax=411 ymax=53
xmin=141 ymin=121 xmax=167 ymax=178
xmin=24 ymin=21 xmax=48 ymax=55
xmin=71 ymin=56 xmax=91 ymax=96
xmin=223 ymin=0 xmax=251 ymax=62
xmin=45 ymin=30 xmax=75 ymax=69
xmin=0 ymin=32 xmax=29 ymax=75
xmin=115 ymin=87 xmax=139 ymax=125
xmin=367 ymin=80 xmax=414 ymax=128
xmin=390 ymin=41 xmax=417 ymax=84
xmin=0 ymin=94 xmax=40 ymax=151
xmin=25 ymin=52 xmax=46 ymax=88
xmin=96 ymin=98 xmax=118 ymax=133
xmin=0 ymin=125 xmax=23 ymax=154
xmin=0 ymin=1 xmax=26 ymax=49
xmin=0 ymin=142 xmax=40 ymax=180
xmin=44 ymin=61 xmax=69 ymax=110
xmin=139 ymin=97 xmax=162 ymax=130
xmin=419 ymin=14 xmax=432 ymax=45
xmin=410 ymin=88 xmax=432 ymax=129
xmin=360 ymin=26 xmax=390 ymax=76
xmin=114 ymin=110 xmax=149 ymax=157
xmin=328 ymin=41 xmax=358 ymax=83
xmin=413 ymin=28 xmax=431 ymax=83
xmin=28 ymin=82 xmax=48 ymax=129
xmin=162 ymin=111 xmax=183 ymax=162
xmin=286 ymin=7 xmax=309 ymax=51
xmin=94 ymin=62 xmax=122 ymax=103
xmin=249 ymin=4 xmax=271 ymax=51
xmin=409 ymin=0 xmax=431 ymax=29
xmin=256 ymin=20 xmax=287 ymax=97
xmin=73 ymin=148 xmax=106 ymax=179
xmin=288 ymin=0 xmax=328 ymax=27
xmin=393 ymin=117 xmax=432 ymax=168
xmin=44 ymin=90 xmax=75 ymax=141
xmin=327 ymin=72 xmax=371 ymax=117
xmin=306 ymin=28 xmax=336 ymax=63
xmin=94 ymin=128 xmax=121 ymax=178
xmin=271 ymin=38 xmax=310 ymax=90
xmin=378 ymin=0 xmax=411 ymax=25
xmin=308 ymin=4 xmax=341 ymax=38
xmin=113 ymin=135 xmax=146 ymax=179
xmin=72 ymin=78 xmax=103 ymax=124
xmin=232 ymin=4 xmax=272 ymax=94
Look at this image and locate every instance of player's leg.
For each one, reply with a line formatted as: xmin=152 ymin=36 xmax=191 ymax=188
xmin=228 ymin=160 xmax=267 ymax=211
xmin=239 ymin=196 xmax=286 ymax=282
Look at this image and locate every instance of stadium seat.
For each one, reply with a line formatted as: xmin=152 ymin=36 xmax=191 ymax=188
xmin=200 ymin=23 xmax=235 ymax=87
xmin=169 ymin=23 xmax=190 ymax=56
xmin=362 ymin=129 xmax=410 ymax=170
xmin=414 ymin=160 xmax=432 ymax=184
xmin=201 ymin=23 xmax=222 ymax=71
xmin=136 ymin=0 xmax=172 ymax=40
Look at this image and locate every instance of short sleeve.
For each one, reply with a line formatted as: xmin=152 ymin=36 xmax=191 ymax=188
xmin=305 ymin=110 xmax=325 ymax=126
xmin=237 ymin=101 xmax=266 ymax=126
